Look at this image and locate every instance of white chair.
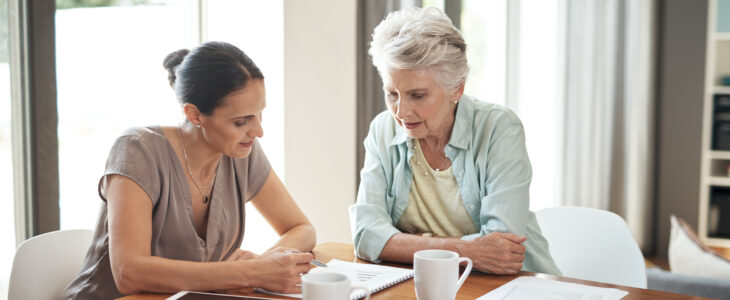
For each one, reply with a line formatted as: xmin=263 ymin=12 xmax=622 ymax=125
xmin=536 ymin=206 xmax=647 ymax=288
xmin=8 ymin=229 xmax=94 ymax=300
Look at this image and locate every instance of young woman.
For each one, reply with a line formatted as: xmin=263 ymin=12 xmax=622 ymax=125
xmin=61 ymin=41 xmax=316 ymax=299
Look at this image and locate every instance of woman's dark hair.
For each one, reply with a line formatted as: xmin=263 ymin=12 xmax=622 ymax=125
xmin=162 ymin=41 xmax=264 ymax=115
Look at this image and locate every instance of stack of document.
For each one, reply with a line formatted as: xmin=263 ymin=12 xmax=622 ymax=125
xmin=478 ymin=276 xmax=629 ymax=300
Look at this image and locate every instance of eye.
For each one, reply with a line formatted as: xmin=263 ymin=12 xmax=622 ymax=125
xmin=234 ymin=117 xmax=250 ymax=127
xmin=412 ymin=93 xmax=426 ymax=100
xmin=385 ymin=92 xmax=398 ymax=101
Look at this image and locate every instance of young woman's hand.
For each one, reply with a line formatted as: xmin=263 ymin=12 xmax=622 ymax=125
xmin=456 ymin=232 xmax=526 ymax=275
xmin=246 ymin=247 xmax=313 ymax=294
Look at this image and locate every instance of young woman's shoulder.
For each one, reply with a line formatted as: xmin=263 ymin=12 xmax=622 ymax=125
xmin=117 ymin=126 xmax=167 ymax=143
xmin=108 ymin=126 xmax=171 ymax=163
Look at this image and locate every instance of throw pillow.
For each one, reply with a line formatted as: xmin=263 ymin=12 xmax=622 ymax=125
xmin=669 ymin=214 xmax=730 ymax=279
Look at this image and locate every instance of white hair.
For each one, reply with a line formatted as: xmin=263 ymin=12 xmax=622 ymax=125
xmin=369 ymin=7 xmax=469 ymax=91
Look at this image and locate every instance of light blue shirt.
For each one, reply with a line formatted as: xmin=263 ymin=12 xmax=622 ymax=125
xmin=349 ymin=95 xmax=561 ymax=275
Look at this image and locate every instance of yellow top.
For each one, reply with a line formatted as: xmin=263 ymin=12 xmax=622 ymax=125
xmin=395 ymin=140 xmax=478 ymax=237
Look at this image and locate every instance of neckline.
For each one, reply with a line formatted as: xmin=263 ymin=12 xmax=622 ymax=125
xmin=152 ymin=125 xmax=221 ymax=246
xmin=414 ymin=139 xmax=452 ymax=173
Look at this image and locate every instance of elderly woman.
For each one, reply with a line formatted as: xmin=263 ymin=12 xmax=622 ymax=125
xmin=349 ymin=7 xmax=560 ymax=275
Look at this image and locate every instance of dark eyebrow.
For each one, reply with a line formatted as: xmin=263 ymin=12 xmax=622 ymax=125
xmin=231 ymin=115 xmax=254 ymax=121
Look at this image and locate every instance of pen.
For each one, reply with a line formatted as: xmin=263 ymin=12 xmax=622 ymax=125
xmin=310 ymin=259 xmax=328 ymax=268
xmin=283 ymin=250 xmax=328 ymax=268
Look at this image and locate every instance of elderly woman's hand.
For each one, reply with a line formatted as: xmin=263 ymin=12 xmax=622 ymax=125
xmin=455 ymin=232 xmax=526 ymax=275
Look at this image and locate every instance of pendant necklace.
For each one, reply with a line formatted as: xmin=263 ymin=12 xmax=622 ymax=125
xmin=177 ymin=125 xmax=215 ymax=203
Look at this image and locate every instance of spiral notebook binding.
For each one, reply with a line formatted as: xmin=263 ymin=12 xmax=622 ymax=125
xmin=350 ymin=272 xmax=414 ymax=300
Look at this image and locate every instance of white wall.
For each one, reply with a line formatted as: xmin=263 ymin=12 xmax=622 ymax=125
xmin=283 ymin=0 xmax=357 ymax=244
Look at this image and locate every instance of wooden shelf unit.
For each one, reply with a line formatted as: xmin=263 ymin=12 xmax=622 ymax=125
xmin=699 ymin=0 xmax=730 ymax=247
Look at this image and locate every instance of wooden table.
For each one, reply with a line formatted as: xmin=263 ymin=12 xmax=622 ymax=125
xmin=120 ymin=242 xmax=707 ymax=300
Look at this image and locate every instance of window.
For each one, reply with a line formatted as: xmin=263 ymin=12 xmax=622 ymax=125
xmin=462 ymin=0 xmax=560 ymax=210
xmin=0 ymin=0 xmax=15 ymax=297
xmin=511 ymin=0 xmax=559 ymax=211
xmin=462 ymin=0 xmax=507 ymax=106
xmin=56 ymin=1 xmax=199 ymax=230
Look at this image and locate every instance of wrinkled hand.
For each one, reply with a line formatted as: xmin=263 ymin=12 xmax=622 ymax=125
xmin=248 ymin=247 xmax=313 ymax=294
xmin=225 ymin=249 xmax=259 ymax=261
xmin=456 ymin=232 xmax=526 ymax=275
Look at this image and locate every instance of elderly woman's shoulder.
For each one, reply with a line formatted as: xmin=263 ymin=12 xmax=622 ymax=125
xmin=370 ymin=110 xmax=398 ymax=130
xmin=366 ymin=110 xmax=401 ymax=140
xmin=469 ymin=97 xmax=523 ymax=127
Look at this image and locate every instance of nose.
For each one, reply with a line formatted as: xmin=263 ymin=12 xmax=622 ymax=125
xmin=395 ymin=98 xmax=410 ymax=120
xmin=248 ymin=115 xmax=264 ymax=138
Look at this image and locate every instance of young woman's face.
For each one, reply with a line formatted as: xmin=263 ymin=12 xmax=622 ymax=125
xmin=382 ymin=68 xmax=458 ymax=139
xmin=200 ymin=79 xmax=265 ymax=158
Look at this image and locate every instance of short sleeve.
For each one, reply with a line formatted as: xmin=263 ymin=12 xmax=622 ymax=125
xmin=244 ymin=139 xmax=271 ymax=200
xmin=98 ymin=128 xmax=163 ymax=206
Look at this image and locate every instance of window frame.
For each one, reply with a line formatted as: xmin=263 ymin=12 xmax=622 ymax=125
xmin=9 ymin=0 xmax=59 ymax=245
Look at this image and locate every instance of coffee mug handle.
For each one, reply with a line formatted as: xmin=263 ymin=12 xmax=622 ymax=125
xmin=349 ymin=285 xmax=371 ymax=300
xmin=455 ymin=257 xmax=473 ymax=292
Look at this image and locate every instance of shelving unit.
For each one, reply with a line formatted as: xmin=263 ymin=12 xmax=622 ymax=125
xmin=699 ymin=0 xmax=730 ymax=247
xmin=715 ymin=86 xmax=730 ymax=94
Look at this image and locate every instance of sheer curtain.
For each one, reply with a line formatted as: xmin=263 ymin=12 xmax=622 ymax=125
xmin=557 ymin=0 xmax=655 ymax=250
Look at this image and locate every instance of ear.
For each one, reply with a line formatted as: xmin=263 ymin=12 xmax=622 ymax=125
xmin=451 ymin=82 xmax=465 ymax=103
xmin=182 ymin=103 xmax=205 ymax=126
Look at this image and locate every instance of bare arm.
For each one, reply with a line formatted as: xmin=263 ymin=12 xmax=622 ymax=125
xmin=250 ymin=170 xmax=316 ymax=252
xmin=107 ymin=175 xmax=312 ymax=295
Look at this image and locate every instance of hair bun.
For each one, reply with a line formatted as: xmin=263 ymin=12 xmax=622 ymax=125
xmin=163 ymin=49 xmax=190 ymax=87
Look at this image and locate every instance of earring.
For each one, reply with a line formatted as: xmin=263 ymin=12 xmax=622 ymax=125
xmin=196 ymin=124 xmax=201 ymax=128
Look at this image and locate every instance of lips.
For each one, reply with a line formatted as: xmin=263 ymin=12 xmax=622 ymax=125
xmin=403 ymin=122 xmax=422 ymax=129
xmin=239 ymin=141 xmax=254 ymax=147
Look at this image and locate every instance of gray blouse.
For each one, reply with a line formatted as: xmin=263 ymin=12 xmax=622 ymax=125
xmin=60 ymin=126 xmax=271 ymax=300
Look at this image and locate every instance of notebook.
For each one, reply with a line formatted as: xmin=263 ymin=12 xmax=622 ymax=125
xmin=255 ymin=259 xmax=414 ymax=299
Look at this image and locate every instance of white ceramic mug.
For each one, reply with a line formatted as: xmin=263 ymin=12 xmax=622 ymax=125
xmin=302 ymin=272 xmax=371 ymax=300
xmin=413 ymin=249 xmax=473 ymax=300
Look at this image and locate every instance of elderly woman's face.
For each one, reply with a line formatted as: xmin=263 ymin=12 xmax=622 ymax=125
xmin=383 ymin=68 xmax=458 ymax=139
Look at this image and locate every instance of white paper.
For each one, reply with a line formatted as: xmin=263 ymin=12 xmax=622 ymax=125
xmin=477 ymin=276 xmax=629 ymax=300
xmin=255 ymin=259 xmax=414 ymax=299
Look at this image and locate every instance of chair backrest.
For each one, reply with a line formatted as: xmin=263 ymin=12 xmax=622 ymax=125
xmin=536 ymin=206 xmax=647 ymax=288
xmin=8 ymin=229 xmax=94 ymax=300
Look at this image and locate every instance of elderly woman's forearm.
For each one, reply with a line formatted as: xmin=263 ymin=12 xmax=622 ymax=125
xmin=379 ymin=233 xmax=465 ymax=263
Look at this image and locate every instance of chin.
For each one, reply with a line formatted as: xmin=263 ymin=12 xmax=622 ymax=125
xmin=228 ymin=148 xmax=253 ymax=159
xmin=403 ymin=128 xmax=426 ymax=139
